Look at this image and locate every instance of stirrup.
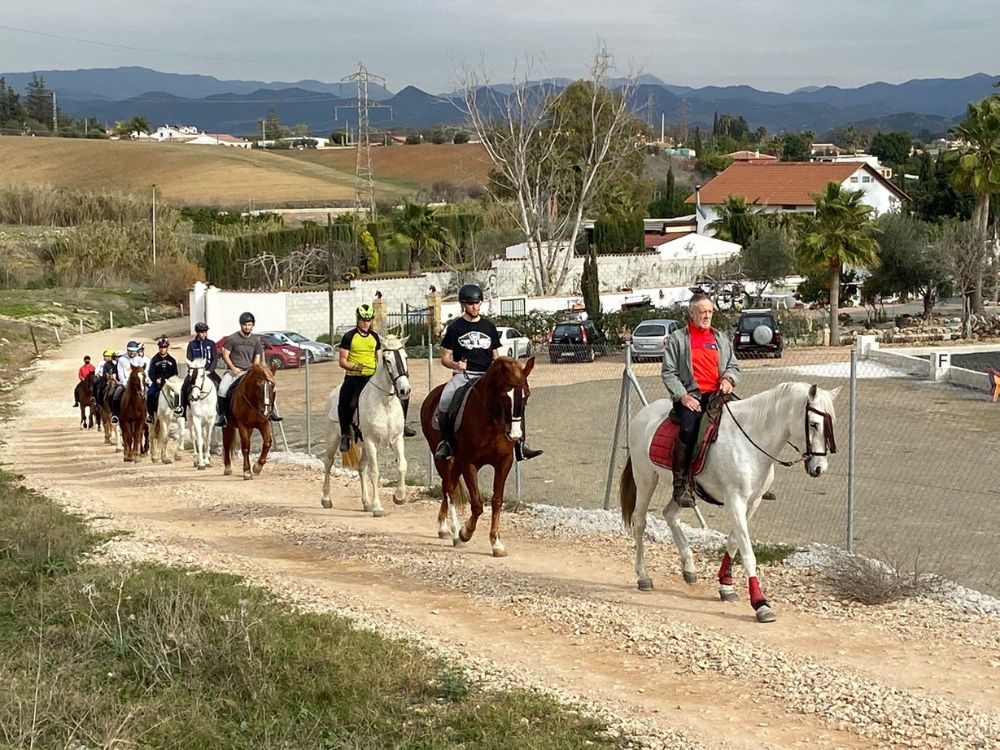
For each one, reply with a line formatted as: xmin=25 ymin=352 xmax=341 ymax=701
xmin=434 ymin=441 xmax=452 ymax=460
xmin=111 ymin=416 xmax=119 ymax=425
xmin=672 ymin=481 xmax=695 ymax=509
xmin=214 ymin=415 xmax=226 ymax=427
xmin=403 ymin=425 xmax=417 ymax=438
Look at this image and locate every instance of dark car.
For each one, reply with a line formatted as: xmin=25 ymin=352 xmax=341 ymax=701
xmin=733 ymin=309 xmax=783 ymax=358
xmin=216 ymin=334 xmax=307 ymax=370
xmin=546 ymin=320 xmax=609 ymax=363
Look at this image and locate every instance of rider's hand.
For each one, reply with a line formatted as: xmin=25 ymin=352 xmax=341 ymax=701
xmin=455 ymin=359 xmax=467 ymax=372
xmin=681 ymin=394 xmax=700 ymax=411
xmin=719 ymin=378 xmax=734 ymax=395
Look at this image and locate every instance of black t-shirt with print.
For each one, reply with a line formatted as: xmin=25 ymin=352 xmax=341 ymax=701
xmin=441 ymin=317 xmax=500 ymax=373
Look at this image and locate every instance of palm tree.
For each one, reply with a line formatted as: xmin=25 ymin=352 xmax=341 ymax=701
xmin=947 ymin=95 xmax=1000 ymax=312
xmin=391 ymin=202 xmax=452 ymax=277
xmin=799 ymin=183 xmax=881 ymax=346
xmin=707 ymin=195 xmax=761 ymax=249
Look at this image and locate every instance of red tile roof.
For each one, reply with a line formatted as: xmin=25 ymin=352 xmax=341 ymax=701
xmin=726 ymin=150 xmax=777 ymax=161
xmin=686 ymin=161 xmax=907 ymax=206
xmin=644 ymin=230 xmax=690 ymax=248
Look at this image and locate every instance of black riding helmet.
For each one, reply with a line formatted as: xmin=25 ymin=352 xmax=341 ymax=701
xmin=458 ymin=284 xmax=483 ymax=304
xmin=194 ymin=322 xmax=209 ymax=332
xmin=239 ymin=312 xmax=255 ymax=325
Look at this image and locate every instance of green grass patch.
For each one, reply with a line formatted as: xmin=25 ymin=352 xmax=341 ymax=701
xmin=721 ymin=542 xmax=797 ymax=566
xmin=0 ymin=471 xmax=624 ymax=749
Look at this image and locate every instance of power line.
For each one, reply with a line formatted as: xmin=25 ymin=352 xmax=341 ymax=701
xmin=0 ymin=23 xmax=252 ymax=64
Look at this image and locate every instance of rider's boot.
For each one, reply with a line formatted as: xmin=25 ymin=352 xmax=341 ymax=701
xmin=175 ymin=381 xmax=188 ymax=416
xmin=110 ymin=390 xmax=121 ymax=425
xmin=339 ymin=428 xmax=352 ymax=453
xmin=434 ymin=412 xmax=454 ymax=460
xmin=671 ymin=438 xmax=695 ymax=508
xmin=214 ymin=395 xmax=227 ymax=427
xmin=268 ymin=392 xmax=283 ymax=422
xmin=515 ymin=440 xmax=544 ymax=461
xmin=400 ymin=397 xmax=416 ymax=437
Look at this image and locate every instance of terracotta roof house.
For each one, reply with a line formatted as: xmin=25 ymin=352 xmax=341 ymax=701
xmin=727 ymin=150 xmax=778 ymax=162
xmin=686 ymin=161 xmax=908 ymax=237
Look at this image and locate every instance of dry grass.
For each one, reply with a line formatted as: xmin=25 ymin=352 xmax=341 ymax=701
xmin=0 ymin=138 xmax=493 ymax=209
xmin=823 ymin=550 xmax=944 ymax=605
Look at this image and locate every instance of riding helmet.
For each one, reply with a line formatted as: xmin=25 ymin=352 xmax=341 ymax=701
xmin=239 ymin=311 xmax=255 ymax=325
xmin=103 ymin=349 xmax=115 ymax=358
xmin=458 ymin=284 xmax=483 ymax=304
xmin=194 ymin=322 xmax=209 ymax=332
xmin=157 ymin=337 xmax=170 ymax=348
xmin=126 ymin=340 xmax=141 ymax=352
xmin=356 ymin=304 xmax=376 ymax=321
xmin=114 ymin=350 xmax=126 ymax=358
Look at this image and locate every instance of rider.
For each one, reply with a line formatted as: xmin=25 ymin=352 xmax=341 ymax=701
xmin=661 ymin=292 xmax=740 ymax=508
xmin=433 ymin=283 xmax=542 ymax=462
xmin=179 ymin=322 xmax=217 ymax=419
xmin=92 ymin=349 xmax=116 ymax=408
xmin=110 ymin=341 xmax=150 ymax=425
xmin=337 ymin=304 xmax=382 ymax=452
xmin=73 ymin=356 xmax=96 ymax=406
xmin=146 ymin=337 xmax=179 ymax=424
xmin=215 ymin=311 xmax=283 ymax=427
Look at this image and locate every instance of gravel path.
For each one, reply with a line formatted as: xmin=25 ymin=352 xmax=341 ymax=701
xmin=4 ymin=321 xmax=1000 ymax=749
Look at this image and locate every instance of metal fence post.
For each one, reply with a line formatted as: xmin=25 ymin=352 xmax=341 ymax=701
xmin=304 ymin=352 xmax=311 ymax=456
xmin=109 ymin=311 xmax=114 ymax=329
xmin=426 ymin=335 xmax=434 ymax=484
xmin=847 ymin=348 xmax=857 ymax=553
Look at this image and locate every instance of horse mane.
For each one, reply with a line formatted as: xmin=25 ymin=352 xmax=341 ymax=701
xmin=728 ymin=382 xmax=814 ymax=435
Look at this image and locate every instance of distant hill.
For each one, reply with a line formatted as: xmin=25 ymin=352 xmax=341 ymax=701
xmin=3 ymin=66 xmax=997 ymax=137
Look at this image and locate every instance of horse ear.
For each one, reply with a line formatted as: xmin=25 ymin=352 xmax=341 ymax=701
xmin=269 ymin=361 xmax=278 ymax=375
xmin=400 ymin=335 xmax=409 ymax=347
xmin=808 ymin=383 xmax=818 ymax=400
xmin=522 ymin=356 xmax=535 ymax=377
xmin=828 ymin=386 xmax=842 ymax=400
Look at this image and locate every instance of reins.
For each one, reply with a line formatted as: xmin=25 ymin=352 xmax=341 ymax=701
xmin=723 ymin=396 xmax=837 ymax=468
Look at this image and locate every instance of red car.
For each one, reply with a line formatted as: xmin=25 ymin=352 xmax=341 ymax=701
xmin=216 ymin=333 xmax=307 ymax=370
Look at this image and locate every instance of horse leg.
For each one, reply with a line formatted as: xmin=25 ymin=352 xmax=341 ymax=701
xmin=663 ymin=501 xmax=698 ymax=586
xmin=718 ymin=491 xmax=767 ymax=602
xmin=357 ymin=442 xmax=374 ymax=513
xmin=321 ymin=425 xmax=338 ymax=508
xmin=458 ymin=464 xmax=482 ymax=544
xmin=222 ymin=424 xmax=234 ymax=476
xmin=240 ymin=425 xmax=253 ymax=480
xmin=253 ymin=423 xmax=272 ymax=476
xmin=392 ymin=433 xmax=407 ymax=505
xmin=727 ymin=497 xmax=774 ymax=623
xmin=631 ymin=461 xmax=661 ymax=590
xmin=487 ymin=456 xmax=513 ymax=557
xmin=366 ymin=442 xmax=384 ymax=517
xmin=433 ymin=457 xmax=455 ymax=539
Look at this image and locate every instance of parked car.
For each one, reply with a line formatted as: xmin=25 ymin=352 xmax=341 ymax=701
xmin=496 ymin=326 xmax=532 ymax=358
xmin=733 ymin=309 xmax=783 ymax=358
xmin=263 ymin=330 xmax=335 ymax=363
xmin=546 ymin=320 xmax=609 ymax=363
xmin=630 ymin=319 xmax=682 ymax=361
xmin=216 ymin=334 xmax=307 ymax=370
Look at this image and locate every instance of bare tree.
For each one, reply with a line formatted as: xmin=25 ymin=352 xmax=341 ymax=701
xmin=928 ymin=222 xmax=991 ymax=338
xmin=458 ymin=45 xmax=645 ymax=295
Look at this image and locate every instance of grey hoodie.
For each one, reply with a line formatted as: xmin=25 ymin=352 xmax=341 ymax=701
xmin=661 ymin=325 xmax=740 ymax=401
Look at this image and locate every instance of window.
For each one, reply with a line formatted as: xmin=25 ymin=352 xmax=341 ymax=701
xmin=850 ymin=176 xmax=859 ymax=183
xmin=861 ymin=175 xmax=872 ymax=183
xmin=499 ymin=298 xmax=526 ymax=317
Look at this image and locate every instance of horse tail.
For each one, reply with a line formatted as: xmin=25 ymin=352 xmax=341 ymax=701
xmin=452 ymin=476 xmax=469 ymax=509
xmin=620 ymin=456 xmax=637 ymax=528
xmin=342 ymin=442 xmax=361 ymax=470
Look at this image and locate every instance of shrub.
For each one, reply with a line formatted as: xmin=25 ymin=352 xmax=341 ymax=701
xmin=149 ymin=255 xmax=206 ymax=305
xmin=822 ymin=551 xmax=939 ymax=605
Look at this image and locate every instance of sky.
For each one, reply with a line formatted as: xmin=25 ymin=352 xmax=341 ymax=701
xmin=1 ymin=1 xmax=997 ymax=93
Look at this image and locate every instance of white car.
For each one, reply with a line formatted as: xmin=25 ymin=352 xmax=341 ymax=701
xmin=496 ymin=326 xmax=532 ymax=358
xmin=264 ymin=330 xmax=335 ymax=363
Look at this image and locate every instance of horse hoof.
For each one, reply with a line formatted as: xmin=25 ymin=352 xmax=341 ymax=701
xmin=452 ymin=537 xmax=462 ymax=547
xmin=224 ymin=468 xmax=232 ymax=476
xmin=682 ymin=571 xmax=698 ymax=585
xmin=321 ymin=498 xmax=332 ymax=509
xmin=243 ymin=473 xmax=252 ymax=481
xmin=150 ymin=457 xmax=160 ymax=464
xmin=252 ymin=464 xmax=263 ymax=476
xmin=392 ymin=494 xmax=406 ymax=505
xmin=719 ymin=586 xmax=738 ymax=602
xmin=637 ymin=578 xmax=654 ymax=592
xmin=458 ymin=530 xmax=471 ymax=543
xmin=437 ymin=529 xmax=450 ymax=539
xmin=492 ymin=547 xmax=508 ymax=558
xmin=197 ymin=465 xmax=206 ymax=471
xmin=755 ymin=605 xmax=776 ymax=623
xmin=372 ymin=509 xmax=384 ymax=518
xmin=163 ymin=458 xmax=172 ymax=465
xmin=362 ymin=504 xmax=374 ymax=513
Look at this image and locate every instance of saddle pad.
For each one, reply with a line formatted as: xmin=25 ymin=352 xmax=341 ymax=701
xmin=431 ymin=381 xmax=476 ymax=432
xmin=648 ymin=412 xmax=722 ymax=476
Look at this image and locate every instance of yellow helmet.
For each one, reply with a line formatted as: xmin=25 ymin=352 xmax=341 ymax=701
xmin=356 ymin=304 xmax=375 ymax=321
xmin=103 ymin=349 xmax=116 ymax=358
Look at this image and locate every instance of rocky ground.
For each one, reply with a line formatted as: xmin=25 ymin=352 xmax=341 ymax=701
xmin=4 ymin=321 xmax=1000 ymax=749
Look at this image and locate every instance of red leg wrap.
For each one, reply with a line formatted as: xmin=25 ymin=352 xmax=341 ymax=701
xmin=718 ymin=552 xmax=734 ymax=586
xmin=748 ymin=576 xmax=767 ymax=609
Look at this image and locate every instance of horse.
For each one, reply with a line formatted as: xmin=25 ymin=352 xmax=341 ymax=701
xmin=321 ymin=335 xmax=412 ymax=516
xmin=222 ymin=362 xmax=274 ymax=480
xmin=99 ymin=372 xmax=118 ymax=446
xmin=419 ymin=356 xmax=535 ymax=557
xmin=620 ymin=382 xmax=839 ymax=623
xmin=73 ymin=372 xmax=97 ymax=429
xmin=119 ymin=364 xmax=149 ymax=462
xmin=149 ymin=375 xmax=185 ymax=464
xmin=185 ymin=357 xmax=218 ymax=470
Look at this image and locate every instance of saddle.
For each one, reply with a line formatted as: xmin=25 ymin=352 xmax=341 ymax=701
xmin=432 ymin=380 xmax=476 ymax=433
xmin=649 ymin=393 xmax=736 ymax=506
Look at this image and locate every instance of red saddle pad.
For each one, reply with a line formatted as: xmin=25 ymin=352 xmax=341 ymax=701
xmin=648 ymin=415 xmax=718 ymax=475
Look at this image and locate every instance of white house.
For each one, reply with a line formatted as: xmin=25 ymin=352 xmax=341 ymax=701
xmin=150 ymin=125 xmax=200 ymax=143
xmin=687 ymin=161 xmax=908 ymax=235
xmin=186 ymin=133 xmax=252 ymax=149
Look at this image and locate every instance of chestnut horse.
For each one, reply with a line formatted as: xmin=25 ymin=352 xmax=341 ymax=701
xmin=222 ymin=362 xmax=274 ymax=480
xmin=119 ymin=364 xmax=148 ymax=462
xmin=74 ymin=372 xmax=97 ymax=429
xmin=420 ymin=356 xmax=534 ymax=557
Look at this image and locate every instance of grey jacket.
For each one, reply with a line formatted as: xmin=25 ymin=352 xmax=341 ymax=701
xmin=661 ymin=326 xmax=740 ymax=401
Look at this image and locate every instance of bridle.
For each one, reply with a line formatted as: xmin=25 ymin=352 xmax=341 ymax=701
xmin=187 ymin=364 xmax=212 ymax=401
xmin=368 ymin=348 xmax=410 ymax=396
xmin=468 ymin=361 xmax=528 ymax=438
xmin=238 ymin=371 xmax=273 ymax=418
xmin=724 ymin=398 xmax=837 ymax=468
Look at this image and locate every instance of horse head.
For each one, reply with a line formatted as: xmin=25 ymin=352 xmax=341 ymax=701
xmin=128 ymin=363 xmax=147 ymax=398
xmin=804 ymin=384 xmax=840 ymax=478
xmin=185 ymin=357 xmax=212 ymax=401
xmin=486 ymin=356 xmax=535 ymax=442
xmin=380 ymin=335 xmax=411 ymax=399
xmin=237 ymin=363 xmax=273 ymax=420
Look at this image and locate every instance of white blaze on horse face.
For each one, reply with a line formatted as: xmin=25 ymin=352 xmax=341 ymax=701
xmin=805 ymin=412 xmax=829 ymax=477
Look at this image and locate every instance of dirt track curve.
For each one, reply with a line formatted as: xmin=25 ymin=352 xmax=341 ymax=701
xmin=5 ymin=321 xmax=1000 ymax=749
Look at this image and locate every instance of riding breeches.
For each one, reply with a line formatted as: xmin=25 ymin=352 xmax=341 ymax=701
xmin=675 ymin=392 xmax=714 ymax=460
xmin=438 ymin=371 xmax=483 ymax=414
xmin=338 ymin=374 xmax=371 ymax=431
xmin=218 ymin=371 xmax=237 ymax=398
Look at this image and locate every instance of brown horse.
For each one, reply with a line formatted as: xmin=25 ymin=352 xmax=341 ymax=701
xmin=222 ymin=363 xmax=275 ymax=480
xmin=420 ymin=356 xmax=535 ymax=557
xmin=73 ymin=372 xmax=97 ymax=429
xmin=99 ymin=372 xmax=118 ymax=445
xmin=120 ymin=364 xmax=148 ymax=462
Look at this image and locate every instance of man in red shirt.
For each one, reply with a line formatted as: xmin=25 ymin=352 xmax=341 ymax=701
xmin=74 ymin=356 xmax=96 ymax=407
xmin=661 ymin=293 xmax=740 ymax=507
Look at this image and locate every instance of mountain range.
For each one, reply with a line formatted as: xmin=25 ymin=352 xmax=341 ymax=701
xmin=2 ymin=66 xmax=996 ymax=139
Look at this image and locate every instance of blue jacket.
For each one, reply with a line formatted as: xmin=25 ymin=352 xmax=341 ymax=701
xmin=186 ymin=337 xmax=218 ymax=370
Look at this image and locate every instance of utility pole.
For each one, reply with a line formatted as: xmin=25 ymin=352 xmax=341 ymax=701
xmin=335 ymin=62 xmax=391 ymax=223
xmin=151 ymin=184 xmax=157 ymax=268
xmin=327 ymin=213 xmax=335 ymax=345
xmin=51 ymin=91 xmax=57 ymax=134
xmin=260 ymin=118 xmax=265 ymax=146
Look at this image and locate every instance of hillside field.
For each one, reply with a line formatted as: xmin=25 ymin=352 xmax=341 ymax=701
xmin=0 ymin=137 xmax=491 ymax=208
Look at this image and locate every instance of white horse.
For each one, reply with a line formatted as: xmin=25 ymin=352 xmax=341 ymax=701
xmin=620 ymin=382 xmax=839 ymax=623
xmin=185 ymin=357 xmax=218 ymax=470
xmin=149 ymin=376 xmax=185 ymax=464
xmin=321 ymin=336 xmax=411 ymax=516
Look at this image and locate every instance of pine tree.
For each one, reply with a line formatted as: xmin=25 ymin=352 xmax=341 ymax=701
xmin=24 ymin=74 xmax=52 ymax=128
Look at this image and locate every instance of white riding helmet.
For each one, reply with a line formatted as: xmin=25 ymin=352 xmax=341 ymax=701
xmin=115 ymin=349 xmax=126 ymax=358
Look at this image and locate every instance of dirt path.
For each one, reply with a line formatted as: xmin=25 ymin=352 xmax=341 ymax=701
xmin=5 ymin=323 xmax=1000 ymax=749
